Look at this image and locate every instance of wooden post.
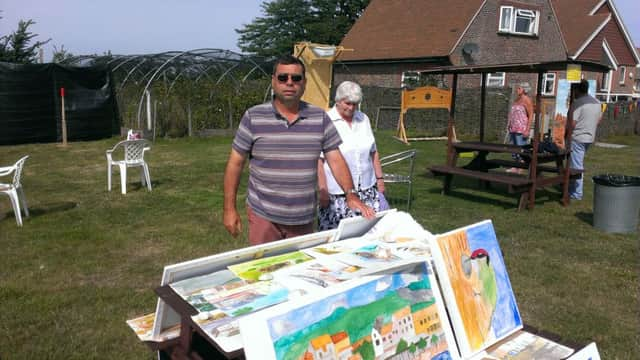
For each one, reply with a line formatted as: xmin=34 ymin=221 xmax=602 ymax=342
xmin=60 ymin=87 xmax=68 ymax=146
xmin=446 ymin=74 xmax=458 ymax=166
xmin=527 ymin=71 xmax=545 ymax=209
xmin=480 ymin=73 xmax=487 ymax=142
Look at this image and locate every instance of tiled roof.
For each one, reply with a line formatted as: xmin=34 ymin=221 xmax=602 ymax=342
xmin=551 ymin=0 xmax=610 ymax=56
xmin=338 ymin=0 xmax=484 ymax=62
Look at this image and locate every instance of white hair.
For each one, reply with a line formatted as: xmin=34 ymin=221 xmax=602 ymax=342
xmin=335 ymin=81 xmax=363 ymax=103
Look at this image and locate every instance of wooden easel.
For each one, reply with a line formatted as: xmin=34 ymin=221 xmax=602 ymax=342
xmin=395 ymin=86 xmax=452 ymax=144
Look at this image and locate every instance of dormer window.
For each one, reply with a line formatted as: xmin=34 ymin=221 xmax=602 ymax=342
xmin=499 ymin=6 xmax=539 ymax=36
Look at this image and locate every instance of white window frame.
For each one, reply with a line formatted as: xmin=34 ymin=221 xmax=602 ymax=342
xmin=498 ymin=6 xmax=539 ymax=36
xmin=485 ymin=72 xmax=505 ymax=87
xmin=542 ymin=72 xmax=556 ymax=96
xmin=601 ymin=71 xmax=611 ymax=91
xmin=619 ymin=66 xmax=626 ymax=84
xmin=634 ymin=78 xmax=640 ymax=92
xmin=499 ymin=6 xmax=513 ymax=32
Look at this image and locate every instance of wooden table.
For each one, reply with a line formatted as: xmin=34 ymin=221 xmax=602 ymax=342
xmin=430 ymin=141 xmax=581 ymax=210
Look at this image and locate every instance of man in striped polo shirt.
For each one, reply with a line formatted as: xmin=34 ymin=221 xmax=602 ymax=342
xmin=223 ymin=55 xmax=374 ymax=245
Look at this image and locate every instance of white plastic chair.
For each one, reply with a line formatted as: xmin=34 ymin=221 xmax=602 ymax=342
xmin=0 ymin=155 xmax=30 ymax=226
xmin=106 ymin=139 xmax=152 ymax=194
xmin=381 ymin=149 xmax=417 ymax=210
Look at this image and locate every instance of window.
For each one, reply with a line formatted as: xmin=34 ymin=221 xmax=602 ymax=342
xmin=486 ymin=72 xmax=505 ymax=87
xmin=499 ymin=6 xmax=513 ymax=32
xmin=499 ymin=6 xmax=539 ymax=36
xmin=619 ymin=66 xmax=626 ymax=84
xmin=542 ymin=73 xmax=556 ymax=95
xmin=634 ymin=79 xmax=640 ymax=92
xmin=401 ymin=71 xmax=419 ymax=88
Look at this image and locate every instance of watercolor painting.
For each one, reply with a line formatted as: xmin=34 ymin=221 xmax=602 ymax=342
xmin=240 ymin=262 xmax=458 ymax=360
xmin=170 ymin=269 xmax=246 ymax=298
xmin=484 ymin=331 xmax=574 ymax=359
xmin=430 ymin=220 xmax=522 ymax=358
xmin=207 ymin=280 xmax=291 ymax=317
xmin=228 ymin=251 xmax=313 ymax=282
xmin=127 ymin=312 xmax=180 ymax=341
xmin=271 ymin=259 xmax=365 ymax=290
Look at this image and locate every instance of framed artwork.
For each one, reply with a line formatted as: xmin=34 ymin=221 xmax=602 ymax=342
xmin=429 ymin=220 xmax=522 ymax=358
xmin=152 ymin=229 xmax=336 ymax=342
xmin=240 ymin=261 xmax=459 ymax=360
xmin=482 ymin=330 xmax=574 ymax=359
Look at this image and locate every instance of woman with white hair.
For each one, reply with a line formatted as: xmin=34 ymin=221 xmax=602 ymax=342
xmin=317 ymin=81 xmax=386 ymax=230
xmin=506 ymin=82 xmax=534 ymax=173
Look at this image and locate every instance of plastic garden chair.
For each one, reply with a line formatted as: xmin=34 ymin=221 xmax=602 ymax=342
xmin=381 ymin=149 xmax=417 ymax=211
xmin=0 ymin=155 xmax=30 ymax=226
xmin=106 ymin=139 xmax=152 ymax=194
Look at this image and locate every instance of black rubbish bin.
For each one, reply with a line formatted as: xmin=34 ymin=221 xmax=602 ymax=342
xmin=592 ymin=174 xmax=640 ymax=233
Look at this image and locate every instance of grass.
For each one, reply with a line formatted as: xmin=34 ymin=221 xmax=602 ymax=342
xmin=0 ymin=132 xmax=638 ymax=359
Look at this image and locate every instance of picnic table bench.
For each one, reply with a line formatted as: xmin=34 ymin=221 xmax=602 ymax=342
xmin=429 ymin=141 xmax=576 ymax=210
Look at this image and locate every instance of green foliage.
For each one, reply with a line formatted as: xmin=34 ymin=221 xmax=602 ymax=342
xmin=417 ymin=337 xmax=427 ymax=349
xmin=0 ymin=19 xmax=50 ymax=64
xmin=396 ymin=338 xmax=409 ymax=353
xmin=51 ymin=44 xmax=74 ymax=63
xmin=236 ymin=0 xmax=370 ymax=57
xmin=354 ymin=340 xmax=374 ymax=359
xmin=430 ymin=334 xmax=438 ymax=347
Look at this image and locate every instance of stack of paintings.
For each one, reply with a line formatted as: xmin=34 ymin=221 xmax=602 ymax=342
xmin=127 ymin=214 xmax=601 ymax=359
xmin=240 ymin=262 xmax=457 ymax=360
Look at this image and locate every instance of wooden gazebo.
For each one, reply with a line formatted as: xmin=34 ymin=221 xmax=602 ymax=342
xmin=424 ymin=60 xmax=610 ymax=210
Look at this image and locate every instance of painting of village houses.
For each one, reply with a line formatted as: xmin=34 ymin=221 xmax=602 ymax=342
xmin=240 ymin=262 xmax=457 ymax=360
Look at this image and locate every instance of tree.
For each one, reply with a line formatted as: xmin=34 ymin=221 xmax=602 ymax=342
xmin=0 ymin=19 xmax=50 ymax=64
xmin=236 ymin=0 xmax=369 ymax=58
xmin=52 ymin=44 xmax=74 ymax=63
xmin=306 ymin=0 xmax=370 ymax=46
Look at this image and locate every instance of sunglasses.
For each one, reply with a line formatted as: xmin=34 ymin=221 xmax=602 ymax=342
xmin=276 ymin=73 xmax=304 ymax=83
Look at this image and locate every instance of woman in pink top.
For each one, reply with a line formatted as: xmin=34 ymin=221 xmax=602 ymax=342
xmin=507 ymin=82 xmax=533 ymax=169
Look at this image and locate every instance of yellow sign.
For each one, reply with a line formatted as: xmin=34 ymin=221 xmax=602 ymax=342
xmin=566 ymin=64 xmax=582 ymax=82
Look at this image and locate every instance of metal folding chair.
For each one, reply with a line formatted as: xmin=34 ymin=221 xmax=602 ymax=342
xmin=381 ymin=150 xmax=417 ymax=210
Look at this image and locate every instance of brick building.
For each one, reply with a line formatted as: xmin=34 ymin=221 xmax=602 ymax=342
xmin=334 ymin=0 xmax=639 ymax=101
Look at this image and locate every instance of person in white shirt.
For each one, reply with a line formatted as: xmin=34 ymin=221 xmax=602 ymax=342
xmin=317 ymin=81 xmax=386 ymax=230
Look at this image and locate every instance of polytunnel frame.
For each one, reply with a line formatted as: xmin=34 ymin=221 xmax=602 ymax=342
xmin=132 ymin=49 xmax=272 ymax=128
xmin=64 ymin=49 xmax=274 ymax=135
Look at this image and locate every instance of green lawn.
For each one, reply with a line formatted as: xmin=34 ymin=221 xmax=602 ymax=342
xmin=0 ymin=132 xmax=638 ymax=359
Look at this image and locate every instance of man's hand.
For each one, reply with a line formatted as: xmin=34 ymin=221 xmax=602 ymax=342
xmin=223 ymin=208 xmax=243 ymax=238
xmin=346 ymin=193 xmax=375 ymax=219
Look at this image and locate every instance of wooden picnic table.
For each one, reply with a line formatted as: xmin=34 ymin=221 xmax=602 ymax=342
xmin=421 ymin=61 xmax=609 ymax=210
xmin=430 ymin=141 xmax=581 ymax=210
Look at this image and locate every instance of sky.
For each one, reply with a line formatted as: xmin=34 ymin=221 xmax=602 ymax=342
xmin=1 ymin=0 xmax=639 ymax=61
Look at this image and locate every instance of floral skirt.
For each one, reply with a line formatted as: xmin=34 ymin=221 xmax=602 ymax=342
xmin=318 ymin=186 xmax=381 ymax=231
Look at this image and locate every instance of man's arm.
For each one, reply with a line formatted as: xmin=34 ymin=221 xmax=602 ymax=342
xmin=317 ymin=158 xmax=330 ymax=208
xmin=223 ymin=148 xmax=247 ymax=237
xmin=324 ymin=149 xmax=375 ymax=218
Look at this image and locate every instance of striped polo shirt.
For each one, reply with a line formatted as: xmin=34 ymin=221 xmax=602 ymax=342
xmin=232 ymin=101 xmax=342 ymax=225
